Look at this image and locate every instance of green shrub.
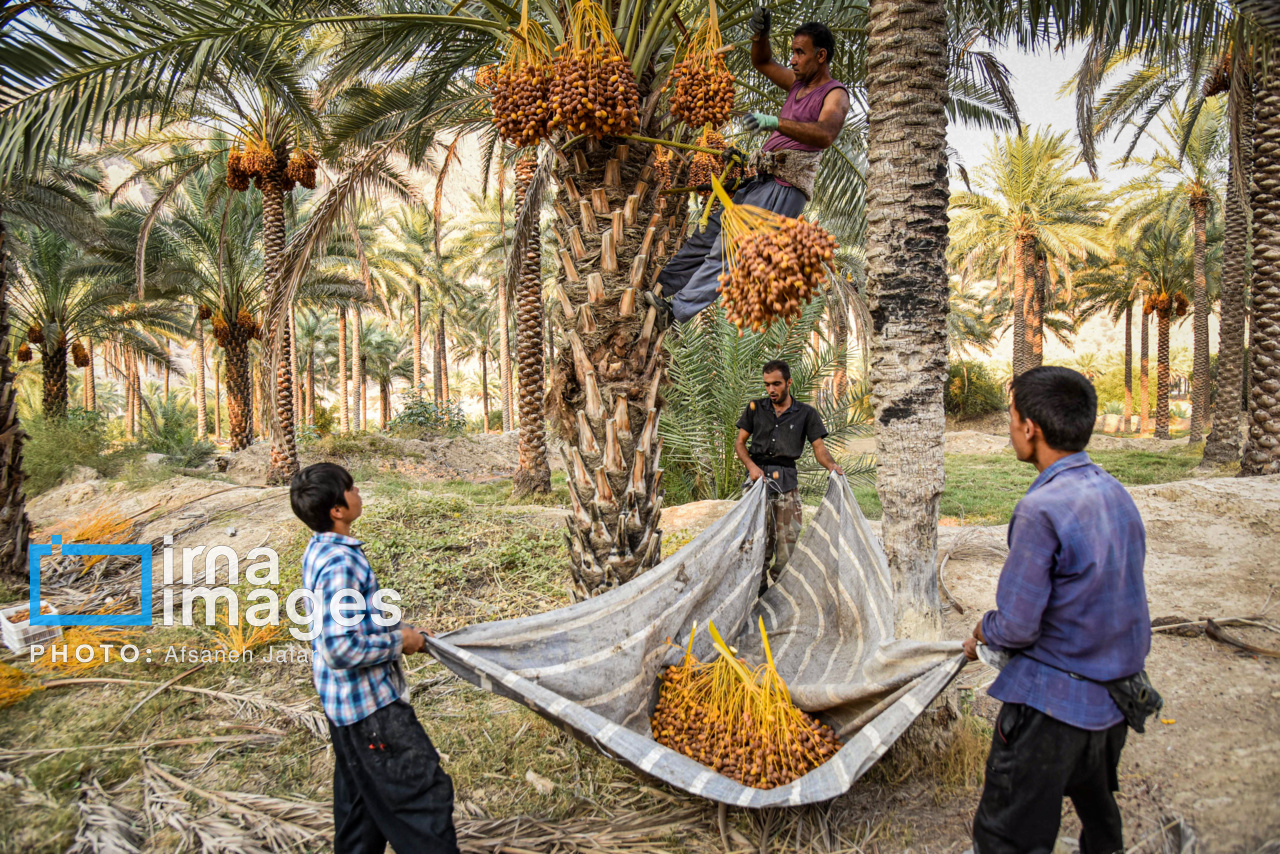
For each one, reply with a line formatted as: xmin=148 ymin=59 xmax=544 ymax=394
xmin=387 ymin=391 xmax=466 ymax=437
xmin=22 ymin=409 xmax=112 ymax=495
xmin=312 ymin=404 xmax=337 ymax=437
xmin=945 ymin=361 xmax=1007 ymax=421
xmin=140 ymin=394 xmax=215 ymax=468
xmin=487 ymin=409 xmax=504 ymax=431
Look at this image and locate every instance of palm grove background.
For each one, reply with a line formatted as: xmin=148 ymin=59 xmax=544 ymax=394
xmin=0 ymin=0 xmax=1278 ymax=626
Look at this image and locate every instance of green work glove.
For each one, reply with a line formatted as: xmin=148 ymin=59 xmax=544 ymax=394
xmin=743 ymin=112 xmax=779 ymax=133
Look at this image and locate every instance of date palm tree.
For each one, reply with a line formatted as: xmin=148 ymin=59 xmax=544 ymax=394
xmin=9 ymin=227 xmax=180 ymax=418
xmin=1124 ymin=102 xmax=1227 ymax=442
xmin=948 ymin=128 xmax=1110 ymax=378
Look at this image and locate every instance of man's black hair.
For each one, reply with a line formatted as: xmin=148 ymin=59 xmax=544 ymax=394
xmin=1010 ymin=366 xmax=1097 ymax=452
xmin=794 ymin=22 xmax=836 ymax=63
xmin=762 ymin=359 xmax=791 ymax=381
xmin=290 ymin=463 xmax=354 ymax=532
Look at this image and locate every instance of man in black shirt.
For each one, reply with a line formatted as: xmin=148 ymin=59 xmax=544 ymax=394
xmin=735 ymin=359 xmax=844 ymax=591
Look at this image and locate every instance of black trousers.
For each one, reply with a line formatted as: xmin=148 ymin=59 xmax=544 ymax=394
xmin=973 ymin=703 xmax=1128 ymax=854
xmin=329 ymin=699 xmax=459 ymax=854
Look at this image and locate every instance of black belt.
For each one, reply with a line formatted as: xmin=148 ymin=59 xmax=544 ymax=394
xmin=751 ymin=455 xmax=797 ymax=469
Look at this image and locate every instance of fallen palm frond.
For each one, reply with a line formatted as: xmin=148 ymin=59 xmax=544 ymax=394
xmin=40 ymin=675 xmax=329 ymax=739
xmin=0 ymin=734 xmax=280 ymax=766
xmin=1206 ymin=619 xmax=1280 ymax=658
xmin=39 ymin=508 xmax=137 ymax=573
xmin=67 ymin=780 xmax=144 ymax=854
xmin=936 ymin=528 xmax=1010 ymax=615
xmin=0 ymin=662 xmax=41 ymax=709
xmin=145 ymin=761 xmax=704 ymax=854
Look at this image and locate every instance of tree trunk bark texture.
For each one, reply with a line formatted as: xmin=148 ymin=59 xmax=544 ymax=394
xmin=499 ymin=276 xmax=514 ymax=431
xmin=1031 ymin=247 xmax=1047 ymax=370
xmin=866 ymin=0 xmax=948 ymax=638
xmin=42 ymin=343 xmax=68 ymax=419
xmin=1123 ymin=304 xmax=1133 ymax=423
xmin=437 ymin=309 xmax=450 ymax=402
xmin=547 ymin=141 xmax=667 ymax=597
xmin=0 ymin=218 xmax=30 ymax=585
xmin=1205 ymin=56 xmax=1254 ymax=465
xmin=337 ymin=307 xmax=349 ymax=433
xmin=1156 ymin=308 xmax=1172 ymax=439
xmin=1189 ymin=194 xmax=1211 ymax=443
xmin=513 ymin=155 xmax=552 ymax=498
xmin=260 ymin=163 xmax=298 ymax=482
xmin=1243 ymin=46 xmax=1280 ymax=475
xmin=307 ymin=351 xmax=315 ymax=426
xmin=1140 ymin=311 xmax=1151 ymax=434
xmin=352 ymin=307 xmax=363 ymax=431
xmin=223 ymin=330 xmax=253 ymax=451
xmin=1011 ymin=233 xmax=1036 ymax=377
xmin=194 ymin=315 xmax=207 ymax=436
xmin=413 ymin=283 xmax=423 ymax=392
xmin=481 ymin=347 xmax=491 ymax=433
xmin=215 ymin=363 xmax=223 ymax=441
xmin=85 ymin=340 xmax=96 ymax=412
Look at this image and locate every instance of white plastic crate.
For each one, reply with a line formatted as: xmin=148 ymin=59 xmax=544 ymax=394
xmin=1 ymin=601 xmax=62 ymax=653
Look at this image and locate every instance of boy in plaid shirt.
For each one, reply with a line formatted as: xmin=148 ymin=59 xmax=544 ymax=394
xmin=291 ymin=463 xmax=458 ymax=854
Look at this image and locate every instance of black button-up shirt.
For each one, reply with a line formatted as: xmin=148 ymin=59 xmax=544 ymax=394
xmin=736 ymin=396 xmax=828 ymax=493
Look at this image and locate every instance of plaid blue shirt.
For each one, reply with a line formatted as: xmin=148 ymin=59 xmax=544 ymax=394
xmin=982 ymin=452 xmax=1150 ymax=731
xmin=302 ymin=532 xmax=406 ymax=726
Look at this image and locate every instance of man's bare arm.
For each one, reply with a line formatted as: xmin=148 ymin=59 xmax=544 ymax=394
xmin=752 ymin=33 xmax=795 ymax=91
xmin=811 ymin=437 xmax=844 ymax=476
xmin=775 ymin=87 xmax=849 ymax=150
xmin=735 ymin=428 xmax=764 ymax=480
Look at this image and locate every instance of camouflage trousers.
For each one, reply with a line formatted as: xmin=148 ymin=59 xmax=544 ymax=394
xmin=762 ymin=489 xmax=803 ymax=591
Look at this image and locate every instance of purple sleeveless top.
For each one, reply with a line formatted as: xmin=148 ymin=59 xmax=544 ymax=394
xmin=762 ymin=78 xmax=847 ymax=153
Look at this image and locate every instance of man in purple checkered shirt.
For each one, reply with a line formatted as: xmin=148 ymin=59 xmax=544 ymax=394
xmin=292 ymin=463 xmax=458 ymax=854
xmin=962 ymin=367 xmax=1150 ymax=854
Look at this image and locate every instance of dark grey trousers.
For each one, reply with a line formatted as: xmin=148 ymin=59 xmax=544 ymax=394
xmin=656 ymin=177 xmax=808 ymax=323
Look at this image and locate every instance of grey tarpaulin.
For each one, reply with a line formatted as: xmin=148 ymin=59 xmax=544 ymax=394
xmin=426 ymin=475 xmax=967 ymax=807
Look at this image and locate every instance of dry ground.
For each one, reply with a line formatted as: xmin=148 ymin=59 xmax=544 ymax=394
xmin=2 ymin=432 xmax=1277 ymax=853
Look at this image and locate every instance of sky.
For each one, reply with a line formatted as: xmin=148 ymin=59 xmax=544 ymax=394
xmin=945 ymin=41 xmax=1161 ymax=192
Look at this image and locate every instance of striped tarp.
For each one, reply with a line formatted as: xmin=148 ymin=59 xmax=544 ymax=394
xmin=426 ymin=476 xmax=966 ymax=807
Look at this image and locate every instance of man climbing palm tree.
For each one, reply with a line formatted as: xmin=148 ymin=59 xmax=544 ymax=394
xmin=648 ymin=8 xmax=850 ymax=326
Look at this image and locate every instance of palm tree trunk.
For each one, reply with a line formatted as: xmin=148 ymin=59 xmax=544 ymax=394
xmin=831 ymin=302 xmax=849 ymax=398
xmin=866 ymin=0 xmax=948 ymax=637
xmin=547 ymin=140 xmax=667 ymax=596
xmin=307 ymin=350 xmax=315 ymax=426
xmin=352 ymin=307 xmax=363 ymax=430
xmin=1243 ymin=44 xmax=1280 ymax=475
xmin=41 ymin=344 xmax=69 ymax=419
xmin=360 ymin=354 xmax=368 ymax=428
xmin=0 ymin=217 xmax=30 ymax=586
xmin=1140 ymin=310 xmax=1151 ymax=434
xmin=214 ymin=362 xmax=223 ymax=441
xmin=512 ymin=155 xmax=551 ymax=498
xmin=379 ymin=380 xmax=389 ymax=428
xmin=292 ymin=310 xmax=301 ymax=432
xmin=164 ymin=360 xmax=170 ymax=399
xmin=1205 ymin=55 xmax=1254 ymax=465
xmin=124 ymin=357 xmax=135 ymax=438
xmin=337 ymin=307 xmax=349 ymax=432
xmin=224 ymin=329 xmax=253 ymax=451
xmin=1011 ymin=234 xmax=1036 ymax=377
xmin=481 ymin=346 xmax=491 ymax=433
xmin=1031 ymin=249 xmax=1047 ymax=369
xmin=194 ymin=316 xmax=207 ymax=436
xmin=1123 ymin=303 xmax=1133 ymax=427
xmin=437 ymin=309 xmax=450 ymax=402
xmin=1156 ymin=308 xmax=1172 ymax=439
xmin=1189 ymin=194 xmax=1211 ymax=443
xmin=413 ymin=283 xmax=423 ymax=391
xmin=85 ymin=340 xmax=96 ymax=412
xmin=499 ymin=277 xmax=514 ymax=431
xmin=259 ymin=164 xmax=298 ymax=482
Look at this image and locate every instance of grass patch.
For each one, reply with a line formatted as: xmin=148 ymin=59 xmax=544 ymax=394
xmin=851 ymin=444 xmax=1208 ymax=525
